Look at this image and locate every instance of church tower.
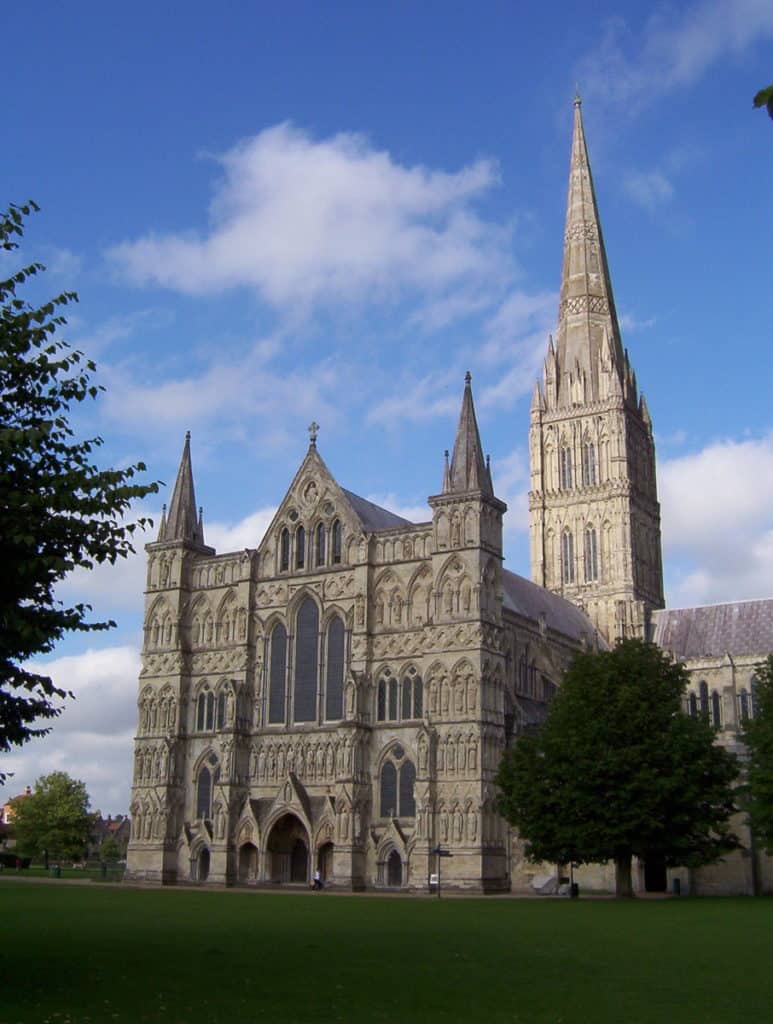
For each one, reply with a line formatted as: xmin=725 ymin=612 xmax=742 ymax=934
xmin=529 ymin=98 xmax=664 ymax=643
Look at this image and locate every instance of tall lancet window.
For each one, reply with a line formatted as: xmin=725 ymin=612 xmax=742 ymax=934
xmin=561 ymin=530 xmax=575 ymax=585
xmin=584 ymin=526 xmax=599 ymax=583
xmin=294 ymin=597 xmax=319 ymax=723
xmin=559 ymin=446 xmax=573 ymax=490
xmin=295 ymin=526 xmax=306 ymax=569
xmin=315 ymin=522 xmax=326 ymax=567
xmin=280 ymin=529 xmax=290 ymax=572
xmin=582 ymin=440 xmax=597 ymax=486
xmin=268 ymin=623 xmax=287 ymax=724
xmin=332 ymin=519 xmax=342 ymax=564
xmin=325 ymin=615 xmax=345 ymax=721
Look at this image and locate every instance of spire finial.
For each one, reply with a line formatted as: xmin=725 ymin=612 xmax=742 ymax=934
xmin=464 ymin=370 xmax=472 ymax=386
xmin=574 ymin=85 xmax=582 ymax=107
xmin=308 ymin=421 xmax=319 ymax=447
xmin=185 ymin=430 xmax=191 ymax=442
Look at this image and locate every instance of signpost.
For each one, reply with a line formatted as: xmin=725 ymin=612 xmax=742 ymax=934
xmin=431 ymin=845 xmax=453 ymax=898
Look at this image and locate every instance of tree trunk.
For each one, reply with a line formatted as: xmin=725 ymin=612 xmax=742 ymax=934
xmin=614 ymin=855 xmax=634 ymax=898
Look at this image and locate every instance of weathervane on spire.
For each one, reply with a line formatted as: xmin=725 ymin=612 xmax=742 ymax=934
xmin=308 ymin=421 xmax=320 ymax=447
xmin=574 ymin=84 xmax=582 ymax=107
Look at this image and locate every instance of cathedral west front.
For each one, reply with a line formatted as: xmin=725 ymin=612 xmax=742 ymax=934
xmin=126 ymin=100 xmax=772 ymax=895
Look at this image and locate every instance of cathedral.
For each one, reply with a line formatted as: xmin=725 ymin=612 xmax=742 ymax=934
xmin=126 ymin=100 xmax=772 ymax=895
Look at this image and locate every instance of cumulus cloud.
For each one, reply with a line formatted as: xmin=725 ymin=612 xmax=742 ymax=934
xmin=367 ymin=368 xmax=461 ymax=427
xmin=479 ymin=289 xmax=557 ymax=410
xmin=578 ymin=0 xmax=773 ymax=109
xmin=108 ymin=123 xmax=509 ymax=315
xmin=660 ymin=433 xmax=773 ymax=605
xmin=1 ymin=647 xmax=141 ymax=814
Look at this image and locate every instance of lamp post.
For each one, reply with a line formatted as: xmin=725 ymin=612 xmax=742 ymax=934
xmin=431 ymin=845 xmax=453 ymax=898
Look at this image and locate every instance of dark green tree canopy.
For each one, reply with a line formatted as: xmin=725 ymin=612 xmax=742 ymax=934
xmin=11 ymin=771 xmax=93 ymax=862
xmin=496 ymin=638 xmax=740 ymax=897
xmin=0 ymin=202 xmax=158 ymax=764
xmin=742 ymin=654 xmax=773 ymax=853
xmin=753 ymin=85 xmax=773 ymax=119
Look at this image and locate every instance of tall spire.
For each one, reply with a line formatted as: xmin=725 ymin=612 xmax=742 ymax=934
xmin=159 ymin=431 xmax=205 ymax=545
xmin=555 ymin=97 xmax=625 ymax=403
xmin=446 ymin=372 xmax=493 ymax=498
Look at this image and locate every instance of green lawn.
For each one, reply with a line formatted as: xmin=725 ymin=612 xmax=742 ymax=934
xmin=1 ymin=883 xmax=770 ymax=1024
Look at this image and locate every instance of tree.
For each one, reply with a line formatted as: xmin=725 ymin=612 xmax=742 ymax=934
xmin=742 ymin=654 xmax=773 ymax=853
xmin=0 ymin=202 xmax=159 ymax=767
xmin=11 ymin=771 xmax=93 ymax=862
xmin=753 ymin=85 xmax=773 ymax=120
xmin=496 ymin=639 xmax=740 ymax=897
xmin=99 ymin=836 xmax=122 ymax=862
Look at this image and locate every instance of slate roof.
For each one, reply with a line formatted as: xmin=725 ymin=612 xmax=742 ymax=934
xmin=650 ymin=599 xmax=773 ymax=660
xmin=502 ymin=569 xmax=603 ymax=645
xmin=341 ymin=488 xmax=416 ymax=532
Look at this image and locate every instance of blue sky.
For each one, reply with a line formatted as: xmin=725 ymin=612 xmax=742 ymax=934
xmin=3 ymin=1 xmax=772 ymax=812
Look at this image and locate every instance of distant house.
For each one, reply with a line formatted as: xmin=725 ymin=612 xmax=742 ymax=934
xmin=90 ymin=814 xmax=132 ymax=859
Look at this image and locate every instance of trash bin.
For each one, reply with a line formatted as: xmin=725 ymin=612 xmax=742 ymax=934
xmin=570 ymin=882 xmax=579 ymax=899
xmin=672 ymin=877 xmax=681 ymax=896
xmin=53 ymin=865 xmax=61 ymax=879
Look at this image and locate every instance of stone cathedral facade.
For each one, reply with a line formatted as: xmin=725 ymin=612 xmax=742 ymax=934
xmin=127 ymin=100 xmax=772 ymax=894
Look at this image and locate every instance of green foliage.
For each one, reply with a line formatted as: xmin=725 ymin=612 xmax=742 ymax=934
xmin=742 ymin=654 xmax=773 ymax=853
xmin=496 ymin=638 xmax=740 ymax=896
xmin=0 ymin=202 xmax=159 ymax=764
xmin=753 ymin=85 xmax=773 ymax=119
xmin=99 ymin=835 xmax=122 ymax=862
xmin=11 ymin=771 xmax=93 ymax=861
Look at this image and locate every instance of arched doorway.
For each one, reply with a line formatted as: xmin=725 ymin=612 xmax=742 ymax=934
xmin=387 ymin=849 xmax=402 ymax=887
xmin=198 ymin=847 xmax=210 ymax=882
xmin=238 ymin=842 xmax=258 ymax=883
xmin=266 ymin=814 xmax=310 ymax=884
xmin=317 ymin=841 xmax=334 ymax=883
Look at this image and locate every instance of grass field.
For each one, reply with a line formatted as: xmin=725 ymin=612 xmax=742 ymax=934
xmin=1 ymin=882 xmax=770 ymax=1024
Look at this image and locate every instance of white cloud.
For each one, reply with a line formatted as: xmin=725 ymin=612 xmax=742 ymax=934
xmin=108 ymin=123 xmax=509 ymax=316
xmin=101 ymin=336 xmax=344 ymax=446
xmin=367 ymin=368 xmax=460 ymax=427
xmin=660 ymin=433 xmax=773 ymax=605
xmin=1 ymin=646 xmax=141 ymax=814
xmin=479 ymin=290 xmax=556 ymax=409
xmin=364 ymin=493 xmax=432 ymax=524
xmin=207 ymin=507 xmax=277 ymax=552
xmin=619 ymin=311 xmax=657 ymax=332
xmin=622 ymin=170 xmax=674 ymax=210
xmin=578 ymin=1 xmax=773 ymax=109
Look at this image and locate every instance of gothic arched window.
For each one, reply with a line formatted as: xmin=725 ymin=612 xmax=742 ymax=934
xmin=688 ymin=692 xmax=698 ymax=717
xmin=280 ymin=529 xmax=290 ymax=572
xmin=388 ymin=677 xmax=398 ymax=721
xmin=699 ymin=680 xmax=709 ymax=716
xmin=379 ymin=745 xmax=416 ymax=818
xmin=325 ymin=616 xmax=345 ymax=721
xmin=216 ymin=691 xmax=226 ymax=730
xmin=584 ymin=525 xmax=599 ymax=582
xmin=268 ymin=623 xmax=287 ymax=725
xmin=399 ymin=760 xmax=416 ymax=818
xmin=196 ymin=766 xmax=211 ymax=820
xmin=559 ymin=446 xmax=573 ymax=490
xmin=315 ymin=522 xmax=326 ymax=567
xmin=711 ymin=690 xmax=722 ymax=729
xmin=582 ymin=440 xmax=597 ymax=486
xmin=332 ymin=519 xmax=342 ymax=564
xmin=380 ymin=761 xmax=397 ymax=817
xmin=295 ymin=526 xmax=306 ymax=570
xmin=401 ymin=669 xmax=423 ymax=719
xmin=739 ymin=689 xmax=750 ymax=720
xmin=561 ymin=530 xmax=575 ymax=585
xmin=294 ymin=597 xmax=319 ymax=723
xmin=377 ymin=678 xmax=387 ymax=721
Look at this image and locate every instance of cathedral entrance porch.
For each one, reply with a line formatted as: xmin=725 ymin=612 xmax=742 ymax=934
xmin=266 ymin=814 xmax=310 ymax=884
xmin=317 ymin=841 xmax=334 ymax=883
xmin=238 ymin=842 xmax=258 ymax=883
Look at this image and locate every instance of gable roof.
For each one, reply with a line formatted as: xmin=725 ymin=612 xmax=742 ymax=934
xmin=502 ymin=569 xmax=603 ymax=645
xmin=651 ymin=599 xmax=773 ymax=660
xmin=340 ymin=488 xmax=415 ymax=532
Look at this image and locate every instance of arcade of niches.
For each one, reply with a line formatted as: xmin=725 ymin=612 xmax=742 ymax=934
xmin=127 ymin=100 xmax=773 ymax=895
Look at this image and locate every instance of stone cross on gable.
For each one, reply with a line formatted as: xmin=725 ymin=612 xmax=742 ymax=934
xmin=308 ymin=421 xmax=320 ymax=447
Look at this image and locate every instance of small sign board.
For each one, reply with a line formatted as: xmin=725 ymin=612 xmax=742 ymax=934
xmin=430 ymin=873 xmax=439 ymax=886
